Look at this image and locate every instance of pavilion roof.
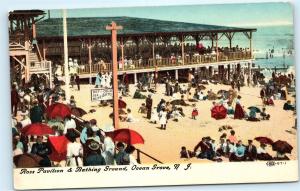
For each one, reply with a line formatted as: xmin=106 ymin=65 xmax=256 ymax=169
xmin=9 ymin=10 xmax=45 ymax=20
xmin=36 ymin=16 xmax=256 ymax=39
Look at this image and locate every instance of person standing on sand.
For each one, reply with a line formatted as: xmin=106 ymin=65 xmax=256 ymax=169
xmin=146 ymin=94 xmax=153 ymax=119
xmin=234 ymin=96 xmax=244 ymax=119
xmin=231 ymin=80 xmax=235 ymax=89
xmin=237 ymin=80 xmax=241 ymax=92
xmin=159 ymin=108 xmax=167 ymax=130
xmin=95 ymin=72 xmax=101 ymax=88
xmin=11 ymin=84 xmax=19 ymax=116
xmin=75 ymin=74 xmax=80 ymax=91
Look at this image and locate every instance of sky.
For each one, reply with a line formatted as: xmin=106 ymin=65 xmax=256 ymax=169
xmin=46 ymin=2 xmax=293 ymax=27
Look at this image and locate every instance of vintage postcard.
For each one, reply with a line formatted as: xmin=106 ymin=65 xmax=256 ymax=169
xmin=9 ymin=2 xmax=298 ymax=190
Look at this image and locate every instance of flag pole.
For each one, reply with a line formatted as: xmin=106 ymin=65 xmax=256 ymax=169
xmin=106 ymin=22 xmax=123 ymax=129
xmin=63 ymin=9 xmax=70 ymax=100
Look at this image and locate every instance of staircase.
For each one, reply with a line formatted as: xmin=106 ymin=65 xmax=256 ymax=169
xmin=29 ymin=51 xmax=40 ymax=67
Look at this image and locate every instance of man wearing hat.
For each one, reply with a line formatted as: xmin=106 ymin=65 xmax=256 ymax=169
xmin=84 ymin=140 xmax=106 ymax=166
xmin=30 ymin=99 xmax=43 ymax=123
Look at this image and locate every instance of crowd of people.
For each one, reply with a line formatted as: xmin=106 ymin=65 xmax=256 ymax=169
xmin=180 ymin=130 xmax=289 ymax=162
xmin=11 ymin=54 xmax=296 ymax=167
xmin=11 ymin=79 xmax=139 ymax=168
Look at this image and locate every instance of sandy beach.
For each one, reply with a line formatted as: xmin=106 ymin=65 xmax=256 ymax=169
xmin=67 ymin=82 xmax=297 ymax=164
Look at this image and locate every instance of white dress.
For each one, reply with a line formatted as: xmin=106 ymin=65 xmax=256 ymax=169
xmin=63 ymin=119 xmax=77 ymax=134
xmin=102 ymin=137 xmax=115 ymax=165
xmin=159 ymin=111 xmax=167 ymax=125
xmin=66 ymin=142 xmax=83 ymax=167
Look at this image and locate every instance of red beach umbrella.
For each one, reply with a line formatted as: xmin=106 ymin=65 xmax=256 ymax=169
xmin=118 ymin=99 xmax=127 ymax=109
xmin=113 ymin=128 xmax=145 ymax=145
xmin=272 ymin=140 xmax=293 ymax=154
xmin=255 ymin=136 xmax=274 ymax=145
xmin=48 ymin=136 xmax=70 ymax=162
xmin=46 ymin=103 xmax=71 ymax=119
xmin=21 ymin=123 xmax=55 ymax=136
xmin=211 ymin=105 xmax=227 ymax=120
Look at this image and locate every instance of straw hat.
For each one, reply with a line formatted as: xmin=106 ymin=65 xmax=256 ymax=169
xmin=87 ymin=140 xmax=100 ymax=151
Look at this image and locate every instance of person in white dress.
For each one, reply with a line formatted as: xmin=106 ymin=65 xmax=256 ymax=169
xmin=101 ymin=125 xmax=115 ymax=165
xmin=159 ymin=108 xmax=167 ymax=130
xmin=19 ymin=110 xmax=31 ymax=128
xmin=101 ymin=73 xmax=106 ymax=87
xmin=63 ymin=116 xmax=77 ymax=135
xmin=66 ymin=137 xmax=83 ymax=167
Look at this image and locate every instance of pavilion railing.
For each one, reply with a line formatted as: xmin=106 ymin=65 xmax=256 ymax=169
xmin=29 ymin=60 xmax=52 ymax=73
xmin=77 ymin=51 xmax=252 ymax=74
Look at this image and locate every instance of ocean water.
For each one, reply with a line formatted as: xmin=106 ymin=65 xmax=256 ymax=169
xmin=194 ymin=25 xmax=294 ymax=69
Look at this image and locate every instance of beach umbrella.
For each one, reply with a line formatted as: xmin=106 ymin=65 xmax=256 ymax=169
xmin=272 ymin=140 xmax=293 ymax=154
xmin=255 ymin=136 xmax=273 ymax=145
xmin=46 ymin=103 xmax=71 ymax=119
xmin=71 ymin=107 xmax=87 ymax=117
xmin=21 ymin=123 xmax=55 ymax=136
xmin=217 ymin=90 xmax=227 ymax=94
xmin=48 ymin=136 xmax=69 ymax=162
xmin=248 ymin=106 xmax=261 ymax=113
xmin=198 ymin=85 xmax=206 ymax=90
xmin=113 ymin=128 xmax=145 ymax=145
xmin=118 ymin=99 xmax=127 ymax=109
xmin=13 ymin=153 xmax=43 ymax=168
xmin=211 ymin=105 xmax=227 ymax=120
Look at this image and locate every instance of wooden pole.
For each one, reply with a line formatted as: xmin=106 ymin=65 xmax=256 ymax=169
xmin=63 ymin=9 xmax=70 ymax=100
xmin=88 ymin=39 xmax=92 ymax=84
xmin=106 ymin=22 xmax=123 ymax=130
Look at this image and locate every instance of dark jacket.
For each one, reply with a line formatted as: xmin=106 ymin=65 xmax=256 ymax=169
xmin=245 ymin=145 xmax=257 ymax=160
xmin=30 ymin=105 xmax=44 ymax=123
xmin=85 ymin=154 xmax=106 ymax=166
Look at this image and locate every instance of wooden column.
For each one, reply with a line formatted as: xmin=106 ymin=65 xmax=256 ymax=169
xmin=120 ymin=38 xmax=125 ymax=70
xmin=249 ymin=32 xmax=253 ymax=58
xmin=216 ymin=33 xmax=219 ymax=62
xmin=227 ymin=64 xmax=231 ymax=81
xmin=152 ymin=42 xmax=155 ymax=60
xmin=134 ymin=73 xmax=137 ymax=84
xmin=42 ymin=40 xmax=46 ymax=60
xmin=175 ymin=69 xmax=178 ymax=80
xmin=180 ymin=35 xmax=185 ymax=65
xmin=106 ymin=22 xmax=123 ymax=130
xmin=88 ymin=39 xmax=92 ymax=84
xmin=25 ymin=52 xmax=30 ymax=82
xmin=32 ymin=20 xmax=36 ymax=39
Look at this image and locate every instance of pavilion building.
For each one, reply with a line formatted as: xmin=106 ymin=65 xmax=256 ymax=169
xmin=9 ymin=10 xmax=256 ymax=85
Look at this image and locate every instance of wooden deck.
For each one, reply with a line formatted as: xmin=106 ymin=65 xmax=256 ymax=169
xmin=77 ymin=51 xmax=253 ymax=78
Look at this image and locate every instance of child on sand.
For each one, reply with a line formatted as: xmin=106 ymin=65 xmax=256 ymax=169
xmin=192 ymin=108 xmax=199 ymax=120
xmin=138 ymin=103 xmax=147 ymax=114
xmin=180 ymin=146 xmax=189 ymax=158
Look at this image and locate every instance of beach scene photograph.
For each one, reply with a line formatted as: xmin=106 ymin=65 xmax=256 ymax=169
xmin=9 ymin=2 xmax=297 ymax=168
